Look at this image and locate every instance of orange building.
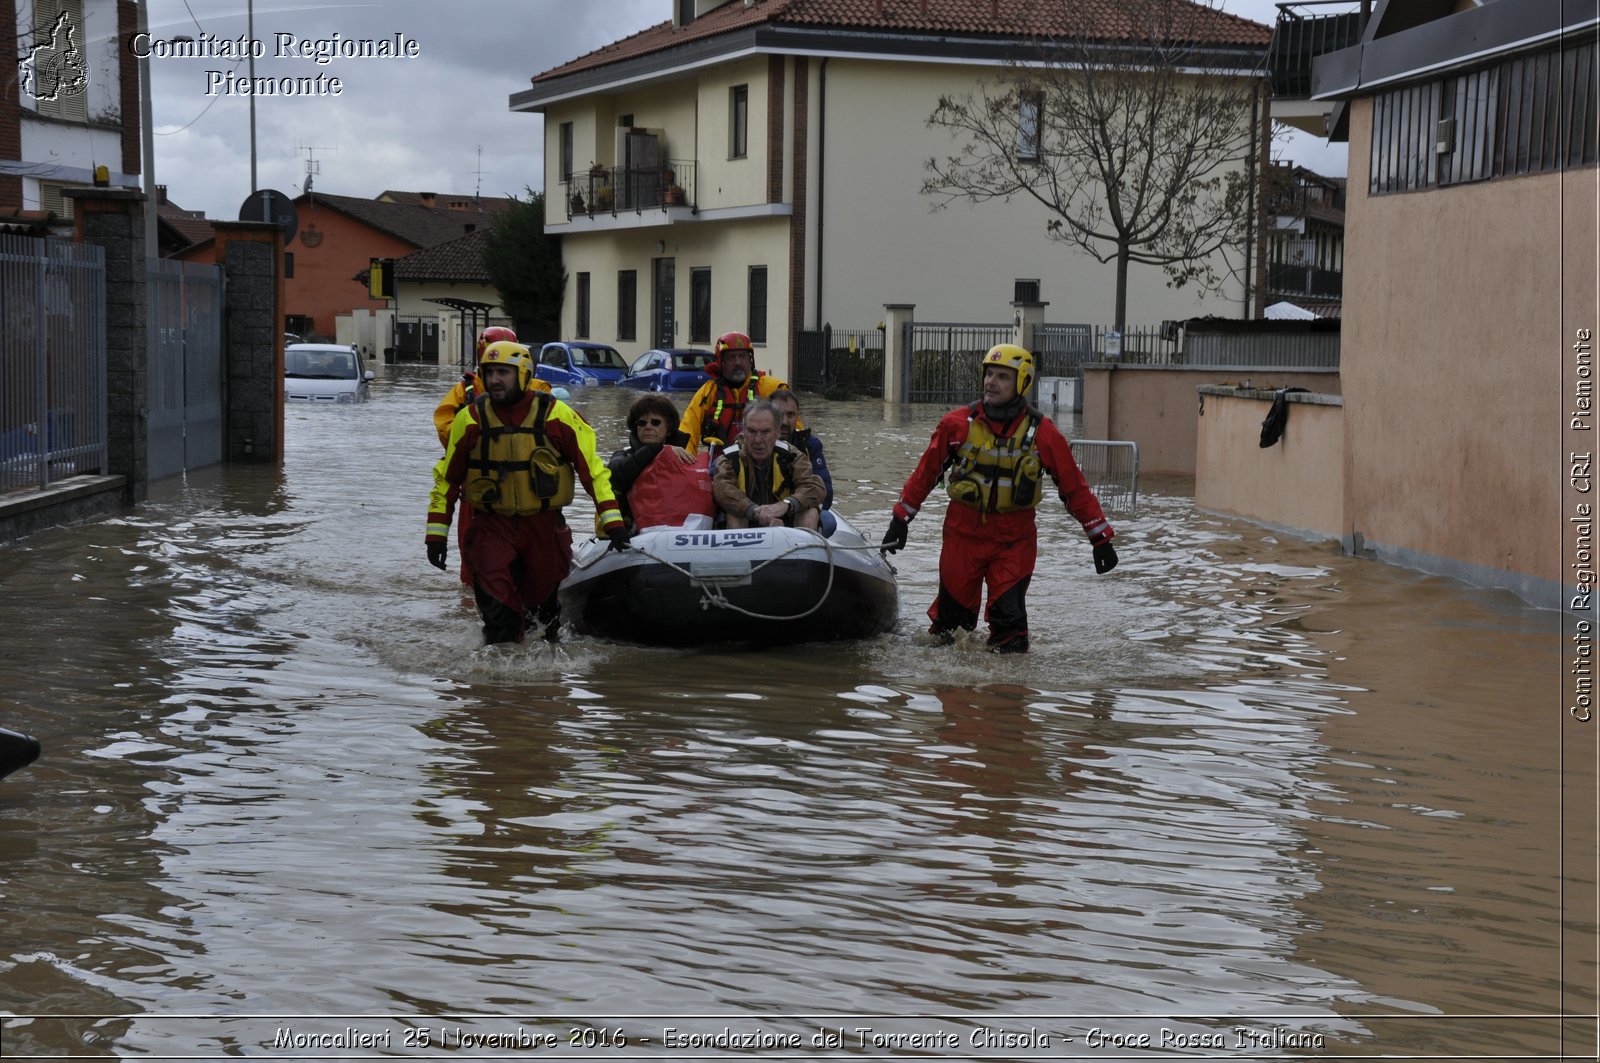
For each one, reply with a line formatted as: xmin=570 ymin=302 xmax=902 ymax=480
xmin=280 ymin=192 xmax=508 ymax=339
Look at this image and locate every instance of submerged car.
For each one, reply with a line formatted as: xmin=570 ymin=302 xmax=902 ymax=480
xmin=534 ymin=342 xmax=629 ymax=388
xmin=284 ymin=343 xmax=372 ymax=403
xmin=619 ymin=347 xmax=715 ymax=391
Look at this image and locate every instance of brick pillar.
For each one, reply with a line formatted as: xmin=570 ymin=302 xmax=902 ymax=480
xmin=70 ymin=188 xmax=148 ymax=504
xmin=212 ymin=222 xmax=284 ymax=463
xmin=1012 ymin=298 xmax=1048 ymax=400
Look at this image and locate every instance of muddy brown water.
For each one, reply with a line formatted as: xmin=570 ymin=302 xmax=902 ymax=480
xmin=0 ymin=365 xmax=1591 ymax=1058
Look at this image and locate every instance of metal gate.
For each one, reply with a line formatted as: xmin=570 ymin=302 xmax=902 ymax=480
xmin=0 ymin=236 xmax=107 ymax=493
xmin=795 ymin=325 xmax=884 ymax=397
xmin=148 ymin=259 xmax=224 ymax=481
xmin=903 ymin=321 xmax=1011 ymax=404
xmin=1069 ymin=439 xmax=1139 ymax=514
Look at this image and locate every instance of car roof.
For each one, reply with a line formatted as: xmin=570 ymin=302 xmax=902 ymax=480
xmin=287 ymin=343 xmax=356 ymax=353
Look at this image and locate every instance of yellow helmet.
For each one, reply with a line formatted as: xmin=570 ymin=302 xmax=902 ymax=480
xmin=981 ymin=343 xmax=1035 ymax=396
xmin=479 ymin=340 xmax=535 ymax=391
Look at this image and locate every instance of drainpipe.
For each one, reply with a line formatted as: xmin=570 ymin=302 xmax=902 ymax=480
xmin=815 ymin=58 xmax=828 ymax=330
xmin=1243 ymin=79 xmax=1259 ymax=319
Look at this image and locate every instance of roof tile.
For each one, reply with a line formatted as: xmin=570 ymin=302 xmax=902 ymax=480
xmin=534 ymin=0 xmax=1269 ymax=83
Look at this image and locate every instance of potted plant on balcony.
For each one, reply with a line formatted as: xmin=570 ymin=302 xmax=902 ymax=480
xmin=664 ymin=184 xmax=686 ymax=206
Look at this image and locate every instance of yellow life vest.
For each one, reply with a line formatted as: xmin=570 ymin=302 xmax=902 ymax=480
xmin=945 ymin=405 xmax=1044 ymax=513
xmin=464 ymin=393 xmax=576 ymax=515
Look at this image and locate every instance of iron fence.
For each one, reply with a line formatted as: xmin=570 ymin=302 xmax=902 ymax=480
xmin=0 ymin=235 xmax=106 ymax=494
xmin=148 ymin=259 xmax=225 ymax=481
xmin=794 ymin=325 xmax=884 ymax=398
xmin=904 ymin=321 xmax=1013 ymax=404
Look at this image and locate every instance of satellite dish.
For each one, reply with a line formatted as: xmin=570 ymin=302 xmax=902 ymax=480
xmin=238 ymin=189 xmax=299 ymax=244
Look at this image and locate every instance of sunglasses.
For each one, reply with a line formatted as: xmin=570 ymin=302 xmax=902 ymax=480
xmin=634 ymin=417 xmax=668 ymax=428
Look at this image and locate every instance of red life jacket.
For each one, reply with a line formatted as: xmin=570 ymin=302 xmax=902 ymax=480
xmin=629 ymin=449 xmax=715 ymax=529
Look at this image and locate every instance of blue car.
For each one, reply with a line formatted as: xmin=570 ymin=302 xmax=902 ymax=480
xmin=620 ymin=347 xmax=716 ymax=392
xmin=534 ymin=342 xmax=630 ymax=388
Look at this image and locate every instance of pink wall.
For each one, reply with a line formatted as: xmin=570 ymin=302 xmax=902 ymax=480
xmin=1082 ymin=365 xmax=1341 ymax=476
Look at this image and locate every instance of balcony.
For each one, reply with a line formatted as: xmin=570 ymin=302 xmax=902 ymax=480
xmin=1267 ymin=1 xmax=1367 ymax=134
xmin=564 ymin=159 xmax=696 ymax=226
xmin=1268 ymin=262 xmax=1343 ymax=298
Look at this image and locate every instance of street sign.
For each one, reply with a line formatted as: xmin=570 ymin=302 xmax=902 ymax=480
xmin=237 ymin=189 xmax=299 ymax=244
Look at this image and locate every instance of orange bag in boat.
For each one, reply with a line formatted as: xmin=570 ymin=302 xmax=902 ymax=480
xmin=629 ymin=448 xmax=715 ymax=530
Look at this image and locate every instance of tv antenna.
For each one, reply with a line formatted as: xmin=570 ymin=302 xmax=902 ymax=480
xmin=473 ymin=145 xmax=489 ymax=204
xmin=296 ymin=142 xmax=335 ymax=195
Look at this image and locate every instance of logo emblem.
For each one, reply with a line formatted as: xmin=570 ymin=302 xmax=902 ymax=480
xmin=20 ymin=11 xmax=88 ymax=103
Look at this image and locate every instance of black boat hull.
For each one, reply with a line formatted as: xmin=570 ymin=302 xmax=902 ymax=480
xmin=559 ymin=517 xmax=899 ymax=646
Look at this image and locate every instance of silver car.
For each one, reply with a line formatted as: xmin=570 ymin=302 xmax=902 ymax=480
xmin=284 ymin=343 xmax=373 ymax=403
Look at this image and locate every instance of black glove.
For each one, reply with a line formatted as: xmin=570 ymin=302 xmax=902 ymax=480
xmin=881 ymin=516 xmax=909 ymax=553
xmin=426 ymin=540 xmax=448 ymax=571
xmin=1093 ymin=541 xmax=1118 ymax=575
xmin=606 ymin=526 xmax=632 ymax=552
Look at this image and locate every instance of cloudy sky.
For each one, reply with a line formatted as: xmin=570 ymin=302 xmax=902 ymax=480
xmin=143 ymin=0 xmax=1345 ymax=222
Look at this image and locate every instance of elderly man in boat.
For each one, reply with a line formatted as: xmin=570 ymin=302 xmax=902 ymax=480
xmin=712 ymin=399 xmax=826 ymax=530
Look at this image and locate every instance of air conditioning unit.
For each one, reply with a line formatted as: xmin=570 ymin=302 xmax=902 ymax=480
xmin=1435 ymin=117 xmax=1456 ymax=154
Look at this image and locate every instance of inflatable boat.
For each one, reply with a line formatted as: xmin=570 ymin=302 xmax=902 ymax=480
xmin=0 ymin=727 xmax=39 ymax=781
xmin=559 ymin=514 xmax=899 ymax=646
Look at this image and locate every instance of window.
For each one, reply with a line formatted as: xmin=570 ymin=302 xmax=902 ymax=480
xmin=559 ymin=122 xmax=574 ymax=182
xmin=690 ymin=268 xmax=711 ymax=344
xmin=1017 ymin=91 xmax=1042 ymax=162
xmin=576 ymin=272 xmax=591 ymax=338
xmin=747 ymin=266 xmax=768 ymax=344
xmin=617 ymin=270 xmax=637 ymax=342
xmin=30 ymin=0 xmax=87 ymax=122
xmin=730 ymin=85 xmax=749 ymax=159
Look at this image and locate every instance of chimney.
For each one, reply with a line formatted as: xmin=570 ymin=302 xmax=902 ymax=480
xmin=419 ymin=192 xmax=437 ymax=208
xmin=156 ymin=184 xmax=168 ymax=204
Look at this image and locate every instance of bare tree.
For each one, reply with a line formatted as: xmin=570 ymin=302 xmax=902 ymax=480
xmin=922 ymin=0 xmax=1267 ymax=330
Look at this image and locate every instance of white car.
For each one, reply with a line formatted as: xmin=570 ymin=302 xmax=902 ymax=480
xmin=284 ymin=343 xmax=373 ymax=403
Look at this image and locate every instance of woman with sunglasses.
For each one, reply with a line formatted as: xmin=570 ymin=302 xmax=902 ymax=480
xmin=607 ymin=395 xmax=715 ymax=531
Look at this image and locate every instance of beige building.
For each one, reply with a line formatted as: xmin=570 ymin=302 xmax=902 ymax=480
xmin=511 ymin=0 xmax=1271 ymax=375
xmin=1194 ymin=0 xmax=1598 ymax=611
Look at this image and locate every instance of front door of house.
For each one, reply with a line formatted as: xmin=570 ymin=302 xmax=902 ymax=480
xmin=653 ymin=257 xmax=675 ymax=348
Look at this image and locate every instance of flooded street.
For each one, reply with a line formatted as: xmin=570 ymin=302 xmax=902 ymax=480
xmin=0 ymin=364 xmax=1591 ymax=1059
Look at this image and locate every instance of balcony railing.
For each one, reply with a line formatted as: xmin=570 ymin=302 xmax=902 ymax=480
xmin=564 ymin=159 xmax=696 ymax=221
xmin=1268 ymin=2 xmax=1366 ymax=98
xmin=1268 ymin=262 xmax=1343 ymax=297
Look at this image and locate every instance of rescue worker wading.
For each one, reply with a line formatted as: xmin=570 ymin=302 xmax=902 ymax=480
xmin=679 ymin=330 xmax=789 ymax=453
xmin=426 ymin=341 xmax=628 ymax=644
xmin=431 ymin=326 xmax=552 ymax=586
xmin=880 ymin=344 xmax=1118 ymax=654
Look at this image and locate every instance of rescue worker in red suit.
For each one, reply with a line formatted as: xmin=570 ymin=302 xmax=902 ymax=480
xmin=426 ymin=341 xmax=628 ymax=644
xmin=880 ymin=344 xmax=1117 ymax=654
xmin=607 ymin=394 xmax=715 ymax=531
xmin=431 ymin=326 xmax=551 ymax=586
xmin=678 ymin=330 xmax=790 ymax=454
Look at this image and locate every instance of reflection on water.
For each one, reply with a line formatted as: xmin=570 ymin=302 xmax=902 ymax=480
xmin=0 ymin=365 xmax=1590 ymax=1058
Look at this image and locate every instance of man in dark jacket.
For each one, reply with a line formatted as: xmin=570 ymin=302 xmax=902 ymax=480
xmin=712 ymin=400 xmax=825 ymax=530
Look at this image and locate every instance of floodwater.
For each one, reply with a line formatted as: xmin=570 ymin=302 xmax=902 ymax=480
xmin=0 ymin=365 xmax=1592 ymax=1060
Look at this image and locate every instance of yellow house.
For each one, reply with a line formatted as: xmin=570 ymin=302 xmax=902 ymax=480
xmin=510 ymin=0 xmax=1272 ymax=376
